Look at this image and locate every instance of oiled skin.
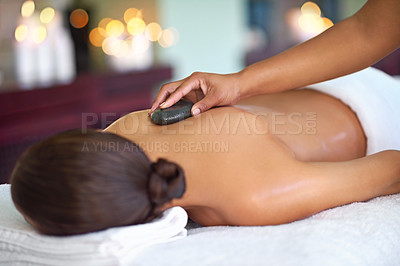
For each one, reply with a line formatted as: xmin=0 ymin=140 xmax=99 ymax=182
xmin=106 ymin=89 xmax=400 ymax=226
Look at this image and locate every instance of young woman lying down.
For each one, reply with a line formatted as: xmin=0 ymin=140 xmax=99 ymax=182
xmin=10 ymin=68 xmax=400 ymax=236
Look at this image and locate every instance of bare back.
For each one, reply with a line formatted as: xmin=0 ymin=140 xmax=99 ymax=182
xmin=105 ymin=89 xmax=367 ymax=226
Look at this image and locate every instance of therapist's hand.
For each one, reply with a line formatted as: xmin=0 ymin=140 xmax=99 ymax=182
xmin=149 ymin=72 xmax=241 ymax=116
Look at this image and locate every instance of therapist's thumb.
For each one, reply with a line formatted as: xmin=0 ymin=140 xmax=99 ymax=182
xmin=191 ymin=96 xmax=217 ymax=116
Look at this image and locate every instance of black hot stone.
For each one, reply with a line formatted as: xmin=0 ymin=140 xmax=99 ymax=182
xmin=150 ymin=100 xmax=194 ymax=125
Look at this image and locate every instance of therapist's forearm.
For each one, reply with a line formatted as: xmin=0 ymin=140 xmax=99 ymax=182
xmin=237 ymin=0 xmax=400 ymax=99
xmin=238 ymin=19 xmax=367 ymax=98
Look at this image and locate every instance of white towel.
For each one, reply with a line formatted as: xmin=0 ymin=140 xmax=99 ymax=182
xmin=0 ymin=184 xmax=188 ymax=266
xmin=306 ymin=67 xmax=400 ymax=155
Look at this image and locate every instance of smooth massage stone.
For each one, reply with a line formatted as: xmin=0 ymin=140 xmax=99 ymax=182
xmin=150 ymin=100 xmax=194 ymax=125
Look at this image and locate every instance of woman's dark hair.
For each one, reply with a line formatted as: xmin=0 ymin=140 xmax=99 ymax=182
xmin=10 ymin=129 xmax=186 ymax=236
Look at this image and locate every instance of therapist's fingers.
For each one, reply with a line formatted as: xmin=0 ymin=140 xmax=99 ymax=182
xmin=160 ymin=74 xmax=203 ymax=109
xmin=150 ymin=80 xmax=183 ymax=114
xmin=191 ymin=94 xmax=219 ymax=115
xmin=182 ymin=89 xmax=205 ymax=104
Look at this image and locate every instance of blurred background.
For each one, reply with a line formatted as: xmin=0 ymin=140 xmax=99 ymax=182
xmin=0 ymin=0 xmax=399 ymax=182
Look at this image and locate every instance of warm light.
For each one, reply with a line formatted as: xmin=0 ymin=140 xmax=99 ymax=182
xmin=89 ymin=27 xmax=107 ymax=47
xmin=296 ymin=2 xmax=333 ymax=37
xmin=32 ymin=26 xmax=47 ymax=44
xmin=169 ymin=28 xmax=179 ymax=44
xmin=15 ymin=25 xmax=29 ymax=42
xmin=114 ymin=41 xmax=130 ymax=58
xmin=286 ymin=8 xmax=302 ymax=35
xmin=106 ymin=20 xmax=125 ymax=38
xmin=298 ymin=13 xmax=324 ymax=34
xmin=40 ymin=7 xmax=55 ymax=24
xmin=102 ymin=37 xmax=123 ymax=56
xmin=145 ymin=22 xmax=162 ymax=41
xmin=322 ymin=17 xmax=334 ymax=29
xmin=70 ymin=9 xmax=89 ymax=29
xmin=127 ymin=17 xmax=146 ymax=36
xmin=21 ymin=1 xmax=35 ymax=18
xmin=98 ymin=17 xmax=112 ymax=30
xmin=127 ymin=35 xmax=150 ymax=54
xmin=301 ymin=1 xmax=321 ymax=16
xmin=124 ymin=8 xmax=142 ymax=24
xmin=136 ymin=10 xmax=143 ymax=19
xmin=158 ymin=28 xmax=175 ymax=48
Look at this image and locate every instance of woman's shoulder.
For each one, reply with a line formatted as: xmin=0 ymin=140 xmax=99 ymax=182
xmin=104 ymin=109 xmax=155 ymax=135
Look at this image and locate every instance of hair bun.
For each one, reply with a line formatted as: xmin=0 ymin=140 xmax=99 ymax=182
xmin=147 ymin=158 xmax=186 ymax=209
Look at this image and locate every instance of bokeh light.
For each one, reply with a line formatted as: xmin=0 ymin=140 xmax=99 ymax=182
xmin=145 ymin=22 xmax=162 ymax=41
xmin=15 ymin=24 xmax=29 ymax=42
xmin=89 ymin=27 xmax=107 ymax=47
xmin=136 ymin=10 xmax=143 ymax=19
xmin=70 ymin=9 xmax=89 ymax=29
xmin=21 ymin=1 xmax=35 ymax=18
xmin=298 ymin=13 xmax=324 ymax=34
xmin=40 ymin=7 xmax=55 ymax=24
xmin=124 ymin=8 xmax=141 ymax=23
xmin=297 ymin=2 xmax=334 ymax=36
xmin=301 ymin=1 xmax=321 ymax=16
xmin=114 ymin=40 xmax=130 ymax=58
xmin=158 ymin=28 xmax=175 ymax=48
xmin=32 ymin=26 xmax=47 ymax=44
xmin=286 ymin=8 xmax=301 ymax=30
xmin=99 ymin=18 xmax=112 ymax=30
xmin=169 ymin=28 xmax=179 ymax=44
xmin=102 ymin=37 xmax=123 ymax=56
xmin=127 ymin=17 xmax=146 ymax=36
xmin=322 ymin=17 xmax=334 ymax=29
xmin=93 ymin=8 xmax=177 ymax=57
xmin=106 ymin=20 xmax=125 ymax=38
xmin=127 ymin=35 xmax=150 ymax=54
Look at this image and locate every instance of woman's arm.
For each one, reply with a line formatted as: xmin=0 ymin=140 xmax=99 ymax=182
xmin=239 ymin=0 xmax=400 ymax=98
xmin=151 ymin=0 xmax=400 ymax=115
xmin=305 ymin=150 xmax=400 ymax=206
xmin=230 ymin=150 xmax=400 ymax=226
xmin=289 ymin=150 xmax=400 ymax=224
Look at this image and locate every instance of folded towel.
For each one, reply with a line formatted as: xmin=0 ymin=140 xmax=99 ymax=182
xmin=306 ymin=67 xmax=400 ymax=155
xmin=0 ymin=184 xmax=188 ymax=266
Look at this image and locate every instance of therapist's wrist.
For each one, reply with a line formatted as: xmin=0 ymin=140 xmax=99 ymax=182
xmin=239 ymin=62 xmax=284 ymax=100
xmin=226 ymin=71 xmax=243 ymax=104
xmin=236 ymin=67 xmax=259 ymax=101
